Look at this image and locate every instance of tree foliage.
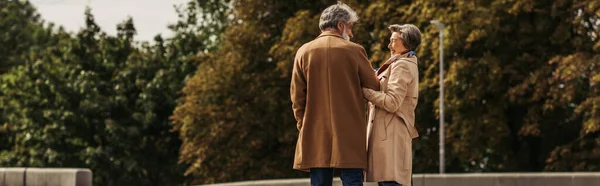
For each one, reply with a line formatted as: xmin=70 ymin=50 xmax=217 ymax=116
xmin=171 ymin=0 xmax=338 ymax=184
xmin=1 ymin=0 xmax=599 ymax=185
xmin=174 ymin=0 xmax=600 ymax=184
xmin=0 ymin=3 xmax=210 ymax=185
xmin=0 ymin=0 xmax=59 ymax=74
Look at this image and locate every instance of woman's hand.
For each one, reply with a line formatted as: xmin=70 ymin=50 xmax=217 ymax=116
xmin=362 ymin=87 xmax=375 ymax=101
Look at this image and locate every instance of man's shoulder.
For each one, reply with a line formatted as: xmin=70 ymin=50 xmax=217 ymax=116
xmin=301 ymin=37 xmax=366 ymax=53
xmin=328 ymin=38 xmax=366 ymax=51
xmin=346 ymin=41 xmax=365 ymax=52
xmin=300 ymin=41 xmax=313 ymax=50
xmin=329 ymin=38 xmax=365 ymax=52
xmin=295 ymin=41 xmax=313 ymax=57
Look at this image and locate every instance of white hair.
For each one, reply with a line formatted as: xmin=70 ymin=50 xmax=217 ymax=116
xmin=319 ymin=1 xmax=359 ymax=31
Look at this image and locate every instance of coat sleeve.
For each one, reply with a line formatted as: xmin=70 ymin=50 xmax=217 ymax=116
xmin=362 ymin=61 xmax=413 ymax=113
xmin=357 ymin=47 xmax=380 ymax=91
xmin=290 ymin=51 xmax=306 ymax=131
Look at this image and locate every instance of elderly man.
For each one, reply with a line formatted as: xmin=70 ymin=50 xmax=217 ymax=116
xmin=290 ymin=2 xmax=380 ymax=186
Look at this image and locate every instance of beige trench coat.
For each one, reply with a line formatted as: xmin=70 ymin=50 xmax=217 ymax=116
xmin=290 ymin=31 xmax=380 ymax=171
xmin=363 ymin=53 xmax=419 ymax=185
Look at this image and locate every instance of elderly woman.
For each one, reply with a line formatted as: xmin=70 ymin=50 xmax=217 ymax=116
xmin=362 ymin=24 xmax=422 ymax=186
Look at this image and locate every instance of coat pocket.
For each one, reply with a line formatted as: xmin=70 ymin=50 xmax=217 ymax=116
xmin=393 ymin=117 xmax=412 ymax=170
xmin=379 ymin=112 xmax=395 ymax=141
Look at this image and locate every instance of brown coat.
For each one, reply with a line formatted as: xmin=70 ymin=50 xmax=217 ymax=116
xmin=363 ymin=53 xmax=419 ymax=185
xmin=290 ymin=31 xmax=380 ymax=171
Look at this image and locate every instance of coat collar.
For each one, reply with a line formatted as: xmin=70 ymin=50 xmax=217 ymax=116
xmin=376 ymin=53 xmax=418 ymax=75
xmin=384 ymin=52 xmax=417 ymax=65
xmin=318 ymin=31 xmax=344 ymax=39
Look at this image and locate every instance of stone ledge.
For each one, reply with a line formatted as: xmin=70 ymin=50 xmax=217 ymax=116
xmin=199 ymin=173 xmax=600 ymax=186
xmin=0 ymin=168 xmax=92 ymax=186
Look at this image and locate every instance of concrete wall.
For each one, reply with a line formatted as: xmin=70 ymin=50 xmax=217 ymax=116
xmin=0 ymin=168 xmax=92 ymax=186
xmin=199 ymin=173 xmax=600 ymax=186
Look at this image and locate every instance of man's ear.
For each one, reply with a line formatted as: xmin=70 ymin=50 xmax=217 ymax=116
xmin=336 ymin=21 xmax=344 ymax=32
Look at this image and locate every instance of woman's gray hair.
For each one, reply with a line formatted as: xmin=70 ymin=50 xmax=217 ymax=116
xmin=389 ymin=24 xmax=422 ymax=51
xmin=319 ymin=1 xmax=359 ymax=31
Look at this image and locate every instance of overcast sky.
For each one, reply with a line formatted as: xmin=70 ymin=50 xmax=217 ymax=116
xmin=30 ymin=0 xmax=190 ymax=42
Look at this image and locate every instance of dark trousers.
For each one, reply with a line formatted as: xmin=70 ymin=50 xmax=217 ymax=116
xmin=310 ymin=168 xmax=363 ymax=186
xmin=378 ymin=181 xmax=402 ymax=186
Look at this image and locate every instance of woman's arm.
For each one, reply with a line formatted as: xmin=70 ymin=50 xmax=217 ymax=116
xmin=362 ymin=61 xmax=414 ymax=113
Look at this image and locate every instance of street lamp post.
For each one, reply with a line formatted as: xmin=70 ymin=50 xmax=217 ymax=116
xmin=430 ymin=20 xmax=445 ymax=174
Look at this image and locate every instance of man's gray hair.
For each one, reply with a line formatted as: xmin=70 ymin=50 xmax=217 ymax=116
xmin=389 ymin=24 xmax=422 ymax=51
xmin=319 ymin=1 xmax=359 ymax=31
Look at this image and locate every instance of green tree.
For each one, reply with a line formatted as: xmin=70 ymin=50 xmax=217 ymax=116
xmin=0 ymin=7 xmax=201 ymax=185
xmin=0 ymin=0 xmax=67 ymax=162
xmin=0 ymin=0 xmax=59 ymax=74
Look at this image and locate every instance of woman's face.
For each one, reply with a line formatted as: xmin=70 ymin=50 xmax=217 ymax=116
xmin=388 ymin=32 xmax=407 ymax=55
